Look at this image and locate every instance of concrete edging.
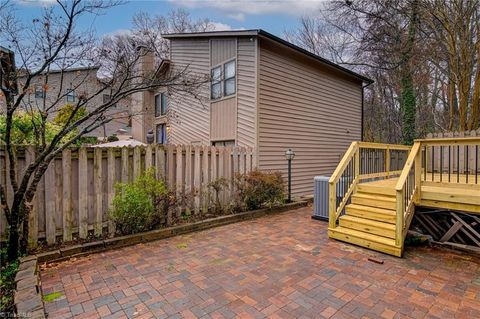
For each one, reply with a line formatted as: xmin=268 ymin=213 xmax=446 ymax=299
xmin=14 ymin=255 xmax=45 ymax=319
xmin=35 ymin=200 xmax=309 ymax=264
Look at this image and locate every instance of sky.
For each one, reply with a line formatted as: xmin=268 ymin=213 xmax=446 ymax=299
xmin=15 ymin=0 xmax=327 ymax=38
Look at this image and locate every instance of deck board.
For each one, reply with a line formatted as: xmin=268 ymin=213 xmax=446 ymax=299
xmin=361 ymin=175 xmax=480 ymax=214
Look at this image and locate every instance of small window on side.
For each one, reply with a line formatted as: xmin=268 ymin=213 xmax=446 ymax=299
xmin=35 ymin=86 xmax=45 ymax=99
xmin=155 ymin=94 xmax=161 ymax=117
xmin=156 ymin=124 xmax=167 ymax=144
xmin=161 ymin=93 xmax=167 ymax=116
xmin=66 ymin=89 xmax=75 ymax=102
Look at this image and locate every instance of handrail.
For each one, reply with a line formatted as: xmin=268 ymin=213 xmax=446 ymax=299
xmin=395 ymin=142 xmax=421 ymax=191
xmin=329 ymin=142 xmax=358 ymax=184
xmin=415 ymin=137 xmax=480 ymax=145
xmin=358 ymin=142 xmax=411 ymax=151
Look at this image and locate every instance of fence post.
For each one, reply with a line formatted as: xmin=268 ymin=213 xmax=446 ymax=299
xmin=121 ymin=147 xmax=129 ymax=183
xmin=176 ymin=145 xmax=183 ymax=217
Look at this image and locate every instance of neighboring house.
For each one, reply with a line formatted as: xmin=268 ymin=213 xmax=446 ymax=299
xmin=0 ymin=66 xmax=131 ymax=140
xmin=131 ymin=29 xmax=373 ymax=197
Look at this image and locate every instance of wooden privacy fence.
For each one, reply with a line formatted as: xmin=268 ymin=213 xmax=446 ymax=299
xmin=0 ymin=145 xmax=256 ymax=245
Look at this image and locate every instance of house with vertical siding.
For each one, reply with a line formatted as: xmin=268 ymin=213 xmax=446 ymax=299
xmin=131 ymin=29 xmax=373 ymax=197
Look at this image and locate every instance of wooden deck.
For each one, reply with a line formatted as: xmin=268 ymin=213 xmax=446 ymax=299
xmin=363 ymin=175 xmax=480 ymax=215
xmin=328 ymin=138 xmax=480 ymax=257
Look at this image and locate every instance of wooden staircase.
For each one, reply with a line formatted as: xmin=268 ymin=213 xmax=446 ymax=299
xmin=328 ymin=138 xmax=480 ymax=257
xmin=329 ymin=182 xmax=402 ymax=256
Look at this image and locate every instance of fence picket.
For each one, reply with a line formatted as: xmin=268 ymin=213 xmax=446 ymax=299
xmin=107 ymin=148 xmax=115 ymax=236
xmin=78 ymin=147 xmax=88 ymax=239
xmin=45 ymin=162 xmax=56 ymax=244
xmin=194 ymin=146 xmax=201 ymax=214
xmin=0 ymin=144 xmax=257 ymax=241
xmin=94 ymin=148 xmax=103 ymax=236
xmin=62 ymin=149 xmax=72 ymax=242
xmin=145 ymin=145 xmax=153 ymax=170
xmin=24 ymin=146 xmax=38 ymax=247
xmin=202 ymin=146 xmax=210 ymax=213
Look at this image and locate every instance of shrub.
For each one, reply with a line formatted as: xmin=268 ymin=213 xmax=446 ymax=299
xmin=109 ymin=168 xmax=173 ymax=235
xmin=235 ymin=169 xmax=285 ymax=211
xmin=207 ymin=177 xmax=229 ymax=213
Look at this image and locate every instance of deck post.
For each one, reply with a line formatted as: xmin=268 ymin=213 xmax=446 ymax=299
xmin=395 ymin=188 xmax=404 ymax=247
xmin=385 ymin=146 xmax=390 ymax=179
xmin=329 ymin=181 xmax=336 ymax=229
xmin=414 ymin=143 xmax=422 ymax=202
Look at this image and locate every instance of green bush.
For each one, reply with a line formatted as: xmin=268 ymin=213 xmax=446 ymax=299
xmin=109 ymin=168 xmax=173 ymax=235
xmin=235 ymin=169 xmax=285 ymax=211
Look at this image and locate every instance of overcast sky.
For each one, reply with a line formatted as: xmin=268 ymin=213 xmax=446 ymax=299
xmin=17 ymin=0 xmax=326 ymax=38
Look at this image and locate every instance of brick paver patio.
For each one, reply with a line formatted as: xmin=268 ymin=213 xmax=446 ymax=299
xmin=41 ymin=206 xmax=480 ymax=319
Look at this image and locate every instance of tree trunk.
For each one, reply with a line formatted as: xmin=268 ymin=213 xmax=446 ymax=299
xmin=7 ymin=206 xmax=20 ymax=262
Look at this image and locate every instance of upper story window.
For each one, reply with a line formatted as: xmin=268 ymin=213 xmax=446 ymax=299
xmin=211 ymin=59 xmax=236 ymax=100
xmin=224 ymin=60 xmax=236 ymax=96
xmin=155 ymin=93 xmax=167 ymax=117
xmin=35 ymin=85 xmax=45 ymax=99
xmin=66 ymin=89 xmax=75 ymax=102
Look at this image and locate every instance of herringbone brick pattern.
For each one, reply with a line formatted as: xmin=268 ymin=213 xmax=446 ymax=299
xmin=41 ymin=207 xmax=480 ymax=318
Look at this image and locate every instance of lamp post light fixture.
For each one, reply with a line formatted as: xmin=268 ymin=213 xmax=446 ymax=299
xmin=285 ymin=148 xmax=295 ymax=202
xmin=146 ymin=129 xmax=154 ymax=144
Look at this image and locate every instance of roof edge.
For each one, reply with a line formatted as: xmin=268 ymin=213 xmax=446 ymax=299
xmin=161 ymin=29 xmax=373 ymax=84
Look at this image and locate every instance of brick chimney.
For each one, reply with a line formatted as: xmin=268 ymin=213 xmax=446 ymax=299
xmin=131 ymin=46 xmax=155 ymax=142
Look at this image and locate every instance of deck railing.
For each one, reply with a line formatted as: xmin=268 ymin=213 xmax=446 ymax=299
xmin=328 ymin=142 xmax=411 ymax=229
xmin=394 ymin=142 xmax=421 ymax=246
xmin=419 ymin=137 xmax=480 ymax=184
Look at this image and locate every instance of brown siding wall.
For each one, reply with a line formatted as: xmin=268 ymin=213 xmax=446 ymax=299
xmin=236 ymin=37 xmax=257 ymax=148
xmin=258 ymin=38 xmax=363 ymax=197
xmin=169 ymin=38 xmax=211 ymax=144
xmin=211 ymin=38 xmax=236 ymax=66
xmin=210 ymin=97 xmax=236 ymax=141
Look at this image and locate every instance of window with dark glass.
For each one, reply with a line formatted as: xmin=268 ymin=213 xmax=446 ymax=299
xmin=213 ymin=140 xmax=235 ymax=147
xmin=210 ymin=59 xmax=236 ymax=100
xmin=155 ymin=93 xmax=167 ymax=117
xmin=210 ymin=66 xmax=222 ymax=100
xmin=66 ymin=89 xmax=75 ymax=102
xmin=35 ymin=86 xmax=44 ymax=98
xmin=224 ymin=60 xmax=236 ymax=96
xmin=161 ymin=93 xmax=167 ymax=115
xmin=156 ymin=124 xmax=167 ymax=144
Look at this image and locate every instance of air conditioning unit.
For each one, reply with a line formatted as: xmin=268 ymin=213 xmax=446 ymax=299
xmin=312 ymin=176 xmax=347 ymax=221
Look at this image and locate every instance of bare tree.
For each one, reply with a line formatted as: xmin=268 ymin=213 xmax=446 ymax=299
xmin=287 ymin=0 xmax=480 ymax=142
xmin=0 ymin=1 xmax=207 ymax=261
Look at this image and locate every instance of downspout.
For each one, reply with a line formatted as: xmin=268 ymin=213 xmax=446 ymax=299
xmin=361 ymin=81 xmax=374 ymax=141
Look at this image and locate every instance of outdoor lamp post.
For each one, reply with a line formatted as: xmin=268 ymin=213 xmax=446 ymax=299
xmin=285 ymin=148 xmax=295 ymax=202
xmin=146 ymin=129 xmax=154 ymax=144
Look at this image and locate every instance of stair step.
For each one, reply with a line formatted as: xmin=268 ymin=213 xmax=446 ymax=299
xmin=357 ymin=183 xmax=396 ymax=196
xmin=351 ymin=193 xmax=397 ymax=210
xmin=339 ymin=215 xmax=396 ymax=239
xmin=346 ymin=204 xmax=396 ymax=224
xmin=328 ymin=227 xmax=402 ymax=257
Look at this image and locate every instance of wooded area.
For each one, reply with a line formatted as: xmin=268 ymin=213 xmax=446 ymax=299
xmin=286 ymin=0 xmax=480 ymax=144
